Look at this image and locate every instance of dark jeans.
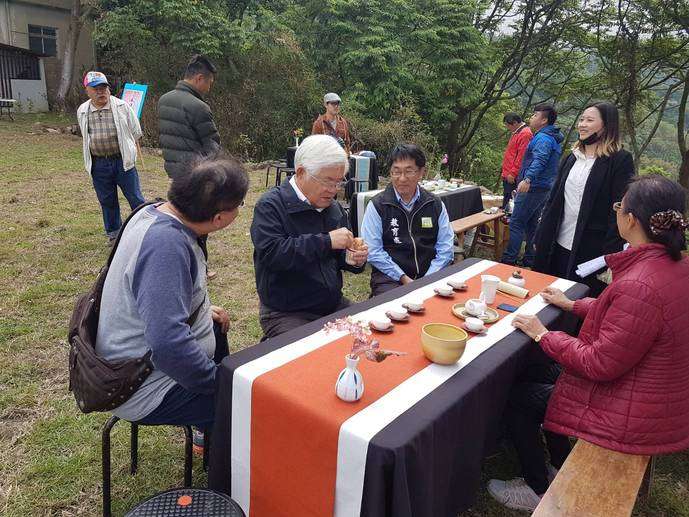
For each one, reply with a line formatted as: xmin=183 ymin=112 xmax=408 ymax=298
xmin=501 ymin=189 xmax=549 ymax=267
xmin=259 ymin=297 xmax=351 ymax=340
xmin=136 ymin=322 xmax=229 ymax=429
xmin=502 ymin=179 xmax=517 ymax=210
xmin=505 ymin=361 xmax=571 ymax=495
xmin=91 ymin=156 xmax=146 ymax=238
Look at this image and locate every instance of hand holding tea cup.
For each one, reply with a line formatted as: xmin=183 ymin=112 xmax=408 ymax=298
xmin=512 ymin=314 xmax=547 ymax=340
xmin=329 ymin=227 xmax=354 ymax=250
xmin=349 ymin=238 xmax=369 ymax=267
xmin=540 ymin=287 xmax=575 ymax=312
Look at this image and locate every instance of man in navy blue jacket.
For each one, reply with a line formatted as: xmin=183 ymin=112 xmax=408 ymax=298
xmin=502 ymin=104 xmax=563 ymax=267
xmin=251 ymin=135 xmax=369 ymax=339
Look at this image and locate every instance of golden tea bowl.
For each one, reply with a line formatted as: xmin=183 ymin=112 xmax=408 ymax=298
xmin=421 ymin=323 xmax=468 ymax=365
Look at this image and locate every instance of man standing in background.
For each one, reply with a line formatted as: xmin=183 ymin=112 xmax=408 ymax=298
xmin=501 ymin=112 xmax=533 ymax=210
xmin=158 ymin=55 xmax=220 ymax=179
xmin=501 ymin=104 xmax=563 ymax=267
xmin=311 ymin=92 xmax=352 ymax=153
xmin=159 ymin=54 xmax=221 ymax=277
xmin=76 ymin=71 xmax=146 ymax=245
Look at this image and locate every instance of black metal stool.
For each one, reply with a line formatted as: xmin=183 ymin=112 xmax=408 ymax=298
xmin=125 ymin=488 xmax=245 ymax=516
xmin=102 ymin=416 xmax=193 ymax=517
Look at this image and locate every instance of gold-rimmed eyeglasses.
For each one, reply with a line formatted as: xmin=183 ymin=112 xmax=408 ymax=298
xmin=308 ymin=174 xmax=348 ymax=191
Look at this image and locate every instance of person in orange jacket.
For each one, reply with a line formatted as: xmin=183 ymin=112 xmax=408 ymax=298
xmin=501 ymin=112 xmax=533 ymax=209
xmin=311 ymin=93 xmax=352 ymax=154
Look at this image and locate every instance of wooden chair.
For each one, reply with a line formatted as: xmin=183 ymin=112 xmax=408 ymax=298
xmin=532 ymin=439 xmax=651 ymax=517
xmin=451 ymin=210 xmax=509 ymax=260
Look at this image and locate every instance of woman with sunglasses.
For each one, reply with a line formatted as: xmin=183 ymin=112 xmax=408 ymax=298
xmin=533 ymin=102 xmax=635 ymax=295
xmin=492 ymin=175 xmax=689 ymax=509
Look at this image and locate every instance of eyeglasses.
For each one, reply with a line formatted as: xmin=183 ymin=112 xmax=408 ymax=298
xmin=327 ymin=101 xmax=341 ymax=106
xmin=390 ymin=168 xmax=421 ymax=178
xmin=308 ymin=174 xmax=348 ymax=190
xmin=612 ymin=201 xmax=622 ymax=212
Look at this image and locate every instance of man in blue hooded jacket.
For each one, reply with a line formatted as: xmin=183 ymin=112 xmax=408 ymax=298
xmin=502 ymin=104 xmax=563 ymax=267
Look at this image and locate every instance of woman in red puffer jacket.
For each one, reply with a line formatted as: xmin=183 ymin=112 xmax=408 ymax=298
xmin=513 ymin=174 xmax=689 ymax=455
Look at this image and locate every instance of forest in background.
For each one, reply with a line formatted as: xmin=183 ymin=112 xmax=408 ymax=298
xmin=59 ymin=0 xmax=689 ymax=190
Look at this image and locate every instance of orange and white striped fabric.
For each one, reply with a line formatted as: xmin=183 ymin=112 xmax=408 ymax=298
xmin=229 ymin=260 xmax=575 ymax=516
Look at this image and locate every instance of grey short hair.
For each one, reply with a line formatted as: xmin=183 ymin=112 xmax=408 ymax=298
xmin=295 ymin=135 xmax=349 ymax=176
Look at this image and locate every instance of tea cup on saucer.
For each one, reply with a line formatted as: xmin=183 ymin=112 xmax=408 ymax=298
xmin=435 ymin=285 xmax=454 ymax=297
xmin=404 ymin=298 xmax=424 ymax=312
xmin=387 ymin=306 xmax=408 ymax=320
xmin=370 ymin=315 xmax=392 ymax=331
xmin=465 ymin=317 xmax=486 ymax=333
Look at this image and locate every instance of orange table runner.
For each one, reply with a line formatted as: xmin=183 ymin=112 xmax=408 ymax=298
xmin=248 ymin=263 xmax=558 ymax=516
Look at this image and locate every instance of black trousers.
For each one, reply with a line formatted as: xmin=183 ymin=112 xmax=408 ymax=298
xmin=502 ymin=179 xmax=517 ymax=210
xmin=504 ymin=361 xmax=571 ymax=495
xmin=259 ymin=298 xmax=351 ymax=340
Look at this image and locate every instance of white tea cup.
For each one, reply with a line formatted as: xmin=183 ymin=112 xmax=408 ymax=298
xmin=388 ymin=306 xmax=408 ymax=320
xmin=465 ymin=295 xmax=487 ymax=317
xmin=465 ymin=317 xmax=486 ymax=333
xmin=435 ymin=285 xmax=453 ymax=297
xmin=481 ymin=274 xmax=501 ymax=304
xmin=370 ymin=315 xmax=392 ymax=330
xmin=404 ymin=298 xmax=424 ymax=311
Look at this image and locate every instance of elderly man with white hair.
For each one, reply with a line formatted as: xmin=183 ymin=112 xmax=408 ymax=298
xmin=251 ymin=135 xmax=369 ymax=339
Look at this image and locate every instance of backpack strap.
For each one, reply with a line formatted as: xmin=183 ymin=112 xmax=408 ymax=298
xmin=109 ymin=199 xmax=207 ymax=328
xmin=106 ymin=198 xmax=165 ymax=266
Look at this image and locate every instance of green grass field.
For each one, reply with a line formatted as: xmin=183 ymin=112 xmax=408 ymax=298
xmin=0 ymin=113 xmax=687 ymax=516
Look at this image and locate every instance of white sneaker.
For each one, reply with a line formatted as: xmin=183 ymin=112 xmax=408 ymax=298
xmin=547 ymin=464 xmax=559 ymax=484
xmin=487 ymin=477 xmax=542 ymax=512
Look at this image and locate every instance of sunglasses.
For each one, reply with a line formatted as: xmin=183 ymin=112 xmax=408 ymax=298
xmin=327 ymin=101 xmax=341 ymax=106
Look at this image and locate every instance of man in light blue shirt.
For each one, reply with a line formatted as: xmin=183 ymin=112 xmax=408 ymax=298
xmin=361 ymin=144 xmax=455 ymax=296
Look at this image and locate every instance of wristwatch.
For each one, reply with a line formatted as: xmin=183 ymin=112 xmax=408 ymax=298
xmin=534 ymin=331 xmax=548 ymax=343
xmin=523 ymin=177 xmax=531 ymax=184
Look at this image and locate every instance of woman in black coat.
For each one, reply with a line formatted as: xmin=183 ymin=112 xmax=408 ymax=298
xmin=533 ymin=102 xmax=635 ymax=295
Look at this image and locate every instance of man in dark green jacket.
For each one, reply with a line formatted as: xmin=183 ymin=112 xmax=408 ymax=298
xmin=158 ymin=55 xmax=220 ymax=179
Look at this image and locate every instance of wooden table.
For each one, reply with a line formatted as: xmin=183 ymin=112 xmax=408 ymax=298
xmin=452 ymin=209 xmax=509 ymax=260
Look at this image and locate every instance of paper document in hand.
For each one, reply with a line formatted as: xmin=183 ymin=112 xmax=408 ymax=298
xmin=575 ymin=243 xmax=629 ymax=278
xmin=576 ymin=256 xmax=607 ymax=278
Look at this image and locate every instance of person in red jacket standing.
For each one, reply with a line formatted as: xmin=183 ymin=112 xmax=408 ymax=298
xmin=501 ymin=112 xmax=533 ymax=209
xmin=489 ymin=174 xmax=689 ymax=512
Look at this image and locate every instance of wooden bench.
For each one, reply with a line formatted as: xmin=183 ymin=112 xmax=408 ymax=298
xmin=451 ymin=209 xmax=508 ymax=260
xmin=533 ymin=439 xmax=651 ymax=517
xmin=0 ymin=99 xmax=16 ymax=120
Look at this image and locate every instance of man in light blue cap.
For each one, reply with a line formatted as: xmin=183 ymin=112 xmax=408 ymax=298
xmin=76 ymin=71 xmax=146 ymax=245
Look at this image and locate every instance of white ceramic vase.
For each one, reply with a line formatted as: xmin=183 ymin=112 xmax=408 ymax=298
xmin=335 ymin=354 xmax=364 ymax=402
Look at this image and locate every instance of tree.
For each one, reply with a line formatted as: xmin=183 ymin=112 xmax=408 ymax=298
xmin=55 ymin=0 xmax=93 ymax=111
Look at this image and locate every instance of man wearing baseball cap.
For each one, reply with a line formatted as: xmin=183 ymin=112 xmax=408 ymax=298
xmin=76 ymin=71 xmax=146 ymax=245
xmin=311 ymin=92 xmax=351 ymax=153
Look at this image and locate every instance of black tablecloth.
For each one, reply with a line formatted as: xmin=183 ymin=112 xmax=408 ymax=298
xmin=207 ymin=259 xmax=588 ymax=516
xmin=349 ymin=185 xmax=484 ymax=237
